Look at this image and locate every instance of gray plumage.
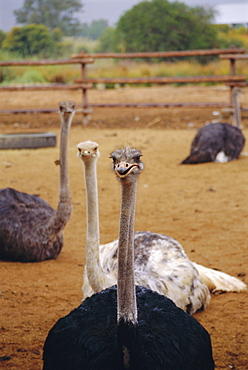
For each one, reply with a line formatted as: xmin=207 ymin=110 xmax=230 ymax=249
xmin=181 ymin=122 xmax=245 ymax=164
xmin=0 ymin=101 xmax=75 ymax=262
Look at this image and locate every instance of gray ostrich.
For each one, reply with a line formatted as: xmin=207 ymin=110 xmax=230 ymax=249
xmin=0 ymin=101 xmax=75 ymax=262
xmin=181 ymin=122 xmax=245 ymax=164
xmin=77 ymin=141 xmax=246 ymax=315
xmin=43 ymin=146 xmax=215 ymax=370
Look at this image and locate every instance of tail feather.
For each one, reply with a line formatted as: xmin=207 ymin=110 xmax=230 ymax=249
xmin=193 ymin=263 xmax=246 ymax=293
xmin=181 ymin=150 xmax=214 ymax=164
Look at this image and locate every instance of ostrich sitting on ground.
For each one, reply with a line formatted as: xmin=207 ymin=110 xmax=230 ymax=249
xmin=43 ymin=146 xmax=215 ymax=370
xmin=77 ymin=141 xmax=246 ymax=315
xmin=0 ymin=101 xmax=75 ymax=262
xmin=181 ymin=122 xmax=245 ymax=164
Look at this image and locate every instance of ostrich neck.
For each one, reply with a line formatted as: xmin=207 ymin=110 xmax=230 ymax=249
xmin=49 ymin=116 xmax=72 ymax=233
xmin=59 ymin=119 xmax=70 ymax=198
xmin=117 ymin=178 xmax=138 ymax=324
xmin=84 ymin=158 xmax=108 ymax=292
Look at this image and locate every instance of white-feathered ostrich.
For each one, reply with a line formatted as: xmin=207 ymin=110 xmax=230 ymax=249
xmin=77 ymin=141 xmax=246 ymax=315
xmin=43 ymin=146 xmax=215 ymax=370
xmin=0 ymin=101 xmax=75 ymax=262
xmin=181 ymin=122 xmax=245 ymax=164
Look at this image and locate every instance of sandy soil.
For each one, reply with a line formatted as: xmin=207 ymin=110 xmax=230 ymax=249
xmin=0 ymin=86 xmax=248 ymax=369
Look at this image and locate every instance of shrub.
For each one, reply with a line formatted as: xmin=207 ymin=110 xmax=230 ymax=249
xmin=0 ymin=29 xmax=6 ymax=46
xmin=2 ymin=24 xmax=56 ymax=58
xmin=11 ymin=70 xmax=46 ymax=84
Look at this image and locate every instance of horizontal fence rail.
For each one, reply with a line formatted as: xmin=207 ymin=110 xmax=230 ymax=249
xmin=220 ymin=53 xmax=248 ymax=60
xmin=88 ymin=102 xmax=232 ymax=108
xmin=0 ymin=48 xmax=246 ymax=125
xmin=0 ymin=58 xmax=94 ymax=66
xmin=0 ymin=83 xmax=93 ymax=91
xmin=74 ymin=75 xmax=246 ymax=85
xmin=72 ymin=48 xmax=245 ymax=59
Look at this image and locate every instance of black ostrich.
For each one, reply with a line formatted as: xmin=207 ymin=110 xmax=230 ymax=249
xmin=43 ymin=146 xmax=215 ymax=370
xmin=0 ymin=101 xmax=75 ymax=262
xmin=181 ymin=122 xmax=245 ymax=164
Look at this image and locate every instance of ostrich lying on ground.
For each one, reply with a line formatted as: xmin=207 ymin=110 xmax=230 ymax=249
xmin=77 ymin=141 xmax=246 ymax=315
xmin=0 ymin=101 xmax=75 ymax=262
xmin=43 ymin=146 xmax=215 ymax=370
xmin=181 ymin=122 xmax=245 ymax=164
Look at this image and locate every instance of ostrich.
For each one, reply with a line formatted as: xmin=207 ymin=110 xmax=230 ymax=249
xmin=0 ymin=101 xmax=75 ymax=262
xmin=181 ymin=122 xmax=245 ymax=164
xmin=43 ymin=146 xmax=215 ymax=370
xmin=77 ymin=141 xmax=246 ymax=315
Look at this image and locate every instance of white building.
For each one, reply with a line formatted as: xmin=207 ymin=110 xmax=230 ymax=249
xmin=181 ymin=0 xmax=248 ymax=27
xmin=214 ymin=2 xmax=248 ymax=27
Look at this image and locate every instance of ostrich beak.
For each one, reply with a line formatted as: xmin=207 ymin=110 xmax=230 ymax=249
xmin=115 ymin=161 xmax=138 ymax=178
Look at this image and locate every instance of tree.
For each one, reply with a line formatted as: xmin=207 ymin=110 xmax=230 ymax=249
xmin=80 ymin=20 xmax=109 ymax=40
xmin=14 ymin=0 xmax=83 ymax=36
xmin=114 ymin=0 xmax=218 ymax=52
xmin=96 ymin=27 xmax=119 ymax=52
xmin=87 ymin=20 xmax=109 ymax=40
xmin=0 ymin=30 xmax=6 ymax=47
xmin=2 ymin=24 xmax=56 ymax=57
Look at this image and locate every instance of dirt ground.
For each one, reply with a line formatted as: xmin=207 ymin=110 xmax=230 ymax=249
xmin=0 ymin=85 xmax=248 ymax=369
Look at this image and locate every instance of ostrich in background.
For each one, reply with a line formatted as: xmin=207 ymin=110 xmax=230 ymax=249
xmin=77 ymin=141 xmax=246 ymax=315
xmin=43 ymin=146 xmax=215 ymax=370
xmin=0 ymin=101 xmax=75 ymax=262
xmin=181 ymin=122 xmax=245 ymax=164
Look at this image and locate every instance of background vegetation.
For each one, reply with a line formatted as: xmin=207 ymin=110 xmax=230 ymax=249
xmin=0 ymin=0 xmax=247 ymax=85
xmin=113 ymin=0 xmax=218 ymax=52
xmin=14 ymin=0 xmax=83 ymax=36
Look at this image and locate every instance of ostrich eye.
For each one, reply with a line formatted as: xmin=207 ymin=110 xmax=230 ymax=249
xmin=78 ymin=148 xmax=81 ymax=153
xmin=110 ymin=155 xmax=116 ymax=162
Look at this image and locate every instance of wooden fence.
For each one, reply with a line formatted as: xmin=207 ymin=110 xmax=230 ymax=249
xmin=0 ymin=48 xmax=246 ymax=125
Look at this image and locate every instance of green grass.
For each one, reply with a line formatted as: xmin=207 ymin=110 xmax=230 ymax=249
xmin=86 ymin=59 xmax=248 ymax=79
xmin=1 ymin=57 xmax=247 ymax=86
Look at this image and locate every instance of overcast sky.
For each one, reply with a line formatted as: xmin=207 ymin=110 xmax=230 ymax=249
xmin=0 ymin=0 xmax=247 ymax=32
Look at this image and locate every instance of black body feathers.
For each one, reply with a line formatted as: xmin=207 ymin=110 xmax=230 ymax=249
xmin=43 ymin=286 xmax=214 ymax=370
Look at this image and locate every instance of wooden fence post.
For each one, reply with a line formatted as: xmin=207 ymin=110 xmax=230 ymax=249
xmin=229 ymin=57 xmax=236 ymax=107
xmin=80 ymin=58 xmax=94 ymax=124
xmin=232 ymin=87 xmax=241 ymax=128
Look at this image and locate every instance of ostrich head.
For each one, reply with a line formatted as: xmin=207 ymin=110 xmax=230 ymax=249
xmin=59 ymin=101 xmax=75 ymax=120
xmin=110 ymin=146 xmax=144 ymax=182
xmin=77 ymin=141 xmax=100 ymax=162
